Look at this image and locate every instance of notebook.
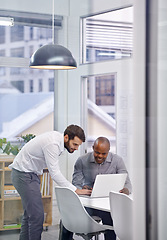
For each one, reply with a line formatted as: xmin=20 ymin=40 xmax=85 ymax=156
xmin=81 ymin=173 xmax=127 ymax=198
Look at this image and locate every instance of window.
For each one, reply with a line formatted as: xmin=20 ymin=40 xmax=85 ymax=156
xmin=0 ymin=27 xmax=5 ymax=44
xmin=29 ymin=46 xmax=34 ymax=57
xmin=10 ymin=47 xmax=24 ymax=58
xmin=0 ymin=13 xmax=57 ymax=93
xmin=10 ymin=68 xmax=20 ymax=75
xmin=0 ymin=10 xmax=61 ymax=138
xmin=11 ymin=80 xmax=24 ymax=93
xmin=82 ymin=74 xmax=116 ymax=153
xmin=38 ymin=28 xmax=52 ymax=39
xmin=49 ymin=78 xmax=54 ymax=92
xmin=81 ymin=7 xmax=133 ymax=64
xmin=0 ymin=49 xmax=6 ymax=76
xmin=29 ymin=79 xmax=33 ymax=92
xmin=96 ymin=75 xmax=115 ymax=106
xmin=30 ymin=27 xmax=33 ymax=40
xmin=0 ymin=49 xmax=5 ymax=56
xmin=0 ymin=67 xmax=6 ymax=76
xmin=10 ymin=25 xmax=24 ymax=42
xmin=0 ymin=22 xmax=54 ymax=58
xmin=38 ymin=79 xmax=43 ymax=92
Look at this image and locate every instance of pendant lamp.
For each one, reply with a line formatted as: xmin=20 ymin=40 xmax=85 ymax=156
xmin=30 ymin=44 xmax=77 ymax=69
xmin=29 ymin=0 xmax=77 ymax=70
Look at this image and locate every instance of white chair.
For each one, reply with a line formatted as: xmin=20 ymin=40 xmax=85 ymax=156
xmin=109 ymin=191 xmax=133 ymax=240
xmin=55 ymin=186 xmax=114 ymax=240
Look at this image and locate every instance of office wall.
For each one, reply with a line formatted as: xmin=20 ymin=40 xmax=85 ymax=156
xmin=132 ymin=0 xmax=146 ymax=239
xmin=158 ymin=0 xmax=167 ymax=238
xmin=0 ymin=0 xmax=52 ymax=15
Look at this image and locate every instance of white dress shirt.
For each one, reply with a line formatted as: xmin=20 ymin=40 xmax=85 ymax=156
xmin=9 ymin=131 xmax=76 ymax=191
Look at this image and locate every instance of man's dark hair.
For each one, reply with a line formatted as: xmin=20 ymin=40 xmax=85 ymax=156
xmin=64 ymin=125 xmax=86 ymax=142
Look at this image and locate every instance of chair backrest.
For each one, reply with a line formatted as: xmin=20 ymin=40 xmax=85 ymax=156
xmin=109 ymin=191 xmax=133 ymax=240
xmin=55 ymin=186 xmax=108 ymax=234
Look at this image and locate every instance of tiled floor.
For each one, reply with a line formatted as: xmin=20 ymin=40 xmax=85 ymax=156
xmin=0 ymin=225 xmax=60 ymax=240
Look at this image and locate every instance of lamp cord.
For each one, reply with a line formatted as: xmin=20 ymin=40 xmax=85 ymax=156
xmin=52 ymin=0 xmax=54 ymax=44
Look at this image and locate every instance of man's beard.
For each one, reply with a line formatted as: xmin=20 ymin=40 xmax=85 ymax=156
xmin=64 ymin=140 xmax=74 ymax=153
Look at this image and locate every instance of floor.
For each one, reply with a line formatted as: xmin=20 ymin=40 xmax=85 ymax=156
xmin=0 ymin=225 xmax=105 ymax=240
xmin=0 ymin=225 xmax=60 ymax=240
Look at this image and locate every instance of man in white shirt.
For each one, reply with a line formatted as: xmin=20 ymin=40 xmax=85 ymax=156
xmin=9 ymin=125 xmax=91 ymax=240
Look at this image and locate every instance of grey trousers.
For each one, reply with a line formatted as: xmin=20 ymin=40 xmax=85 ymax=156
xmin=11 ymin=168 xmax=44 ymax=240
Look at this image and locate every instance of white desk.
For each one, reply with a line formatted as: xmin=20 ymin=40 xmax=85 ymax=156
xmin=80 ymin=194 xmax=133 ymax=213
xmin=80 ymin=196 xmax=110 ymax=212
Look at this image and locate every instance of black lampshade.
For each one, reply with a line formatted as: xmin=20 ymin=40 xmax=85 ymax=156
xmin=29 ymin=44 xmax=77 ymax=70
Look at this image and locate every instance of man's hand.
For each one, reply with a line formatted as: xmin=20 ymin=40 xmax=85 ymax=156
xmin=119 ymin=188 xmax=129 ymax=195
xmin=82 ymin=185 xmax=93 ymax=190
xmin=75 ymin=188 xmax=92 ymax=196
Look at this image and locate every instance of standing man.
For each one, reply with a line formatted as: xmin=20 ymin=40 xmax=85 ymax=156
xmin=60 ymin=136 xmax=132 ymax=240
xmin=9 ymin=125 xmax=91 ymax=240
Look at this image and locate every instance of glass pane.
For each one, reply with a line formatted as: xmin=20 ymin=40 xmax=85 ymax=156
xmin=11 ymin=25 xmax=24 ymax=42
xmin=0 ymin=24 xmax=52 ymax=58
xmin=83 ymin=74 xmax=116 ymax=153
xmin=0 ymin=67 xmax=54 ymax=139
xmin=95 ymin=75 xmax=115 ymax=106
xmin=0 ymin=27 xmax=5 ymax=44
xmin=81 ymin=6 xmax=133 ymax=64
xmin=0 ymin=11 xmax=62 ymax=140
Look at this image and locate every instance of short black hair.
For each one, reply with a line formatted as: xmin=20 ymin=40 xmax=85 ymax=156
xmin=64 ymin=125 xmax=86 ymax=142
xmin=94 ymin=137 xmax=110 ymax=148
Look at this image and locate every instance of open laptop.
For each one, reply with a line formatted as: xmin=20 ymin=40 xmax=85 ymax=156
xmin=81 ymin=173 xmax=127 ymax=198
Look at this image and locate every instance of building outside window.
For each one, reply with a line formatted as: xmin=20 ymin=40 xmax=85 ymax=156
xmin=10 ymin=47 xmax=24 ymax=58
xmin=49 ymin=78 xmax=54 ymax=92
xmin=10 ymin=25 xmax=24 ymax=42
xmin=10 ymin=68 xmax=20 ymax=75
xmin=11 ymin=80 xmax=24 ymax=93
xmin=96 ymin=75 xmax=115 ymax=107
xmin=29 ymin=79 xmax=33 ymax=92
xmin=29 ymin=27 xmax=33 ymax=40
xmin=0 ymin=17 xmax=58 ymax=93
xmin=0 ymin=27 xmax=5 ymax=44
xmin=29 ymin=45 xmax=34 ymax=56
xmin=0 ymin=49 xmax=5 ymax=56
xmin=38 ymin=78 xmax=43 ymax=92
xmin=0 ymin=67 xmax=6 ymax=76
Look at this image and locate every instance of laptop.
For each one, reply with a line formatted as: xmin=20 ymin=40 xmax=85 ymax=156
xmin=81 ymin=173 xmax=127 ymax=198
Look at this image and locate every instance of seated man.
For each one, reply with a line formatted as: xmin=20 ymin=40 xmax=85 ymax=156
xmin=59 ymin=136 xmax=132 ymax=240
